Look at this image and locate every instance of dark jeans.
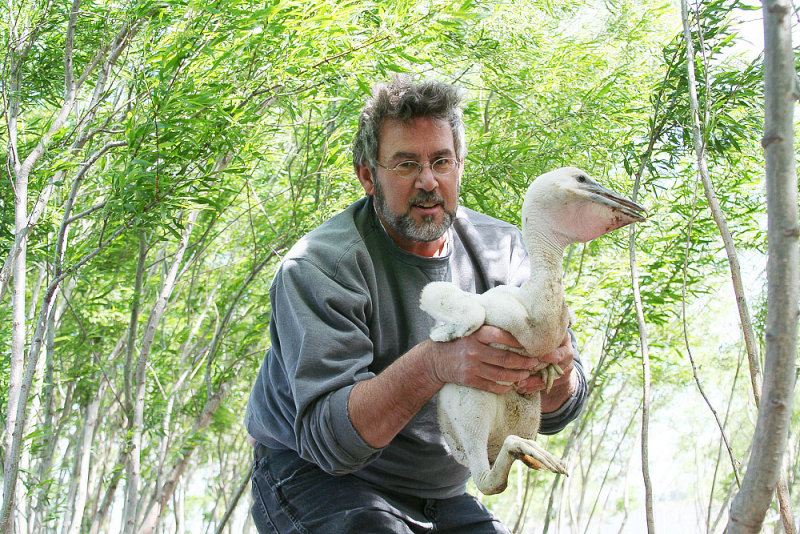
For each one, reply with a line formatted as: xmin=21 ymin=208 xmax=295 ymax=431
xmin=251 ymin=445 xmax=511 ymax=534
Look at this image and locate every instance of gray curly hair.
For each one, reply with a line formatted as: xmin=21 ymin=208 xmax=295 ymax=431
xmin=352 ymin=75 xmax=466 ymax=169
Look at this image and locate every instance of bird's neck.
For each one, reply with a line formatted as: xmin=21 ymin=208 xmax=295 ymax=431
xmin=521 ymin=227 xmax=567 ymax=295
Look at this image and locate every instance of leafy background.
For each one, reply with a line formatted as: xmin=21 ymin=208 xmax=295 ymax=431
xmin=1 ymin=0 xmax=796 ymax=532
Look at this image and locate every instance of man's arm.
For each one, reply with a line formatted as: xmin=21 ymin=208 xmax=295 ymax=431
xmin=540 ymin=370 xmax=580 ymax=413
xmin=530 ymin=330 xmax=588 ymax=434
xmin=348 ymin=326 xmax=540 ymax=448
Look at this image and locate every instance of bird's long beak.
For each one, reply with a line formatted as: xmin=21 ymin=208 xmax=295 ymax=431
xmin=581 ymin=182 xmax=647 ymax=222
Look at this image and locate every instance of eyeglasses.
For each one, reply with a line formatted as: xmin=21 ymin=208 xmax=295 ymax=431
xmin=375 ymin=157 xmax=461 ymax=178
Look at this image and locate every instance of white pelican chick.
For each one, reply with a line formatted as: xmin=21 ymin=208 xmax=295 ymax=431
xmin=420 ymin=166 xmax=646 ymax=495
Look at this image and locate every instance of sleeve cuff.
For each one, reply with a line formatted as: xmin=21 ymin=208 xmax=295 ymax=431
xmin=327 ymin=385 xmax=383 ymax=468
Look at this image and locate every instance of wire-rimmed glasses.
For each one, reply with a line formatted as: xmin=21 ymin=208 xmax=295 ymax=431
xmin=375 ymin=157 xmax=461 ymax=178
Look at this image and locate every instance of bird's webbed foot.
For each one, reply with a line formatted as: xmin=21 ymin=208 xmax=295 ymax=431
xmin=505 ymin=435 xmax=568 ymax=475
xmin=474 ymin=435 xmax=568 ymax=495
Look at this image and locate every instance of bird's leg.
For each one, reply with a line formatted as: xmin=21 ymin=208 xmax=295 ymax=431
xmin=488 ymin=345 xmax=563 ymax=391
xmin=527 ymin=361 xmax=564 ymax=393
xmin=541 ymin=364 xmax=564 ymax=393
xmin=438 ymin=387 xmax=495 ymax=488
xmin=474 ymin=435 xmax=568 ymax=495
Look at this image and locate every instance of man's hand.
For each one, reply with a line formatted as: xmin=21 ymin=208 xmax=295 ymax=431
xmin=425 ymin=325 xmax=541 ymax=395
xmin=350 ymin=327 xmax=576 ymax=449
xmin=513 ymin=331 xmax=577 ymax=412
xmin=350 ymin=326 xmax=536 ymax=448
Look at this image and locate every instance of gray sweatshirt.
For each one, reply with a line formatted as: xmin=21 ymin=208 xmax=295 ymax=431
xmin=245 ymin=196 xmax=586 ymax=498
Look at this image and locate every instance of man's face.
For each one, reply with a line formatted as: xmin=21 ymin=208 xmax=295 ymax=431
xmin=357 ymin=116 xmax=463 ymax=257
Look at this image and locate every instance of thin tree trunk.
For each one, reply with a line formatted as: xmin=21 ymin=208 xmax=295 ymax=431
xmin=30 ymin=292 xmax=60 ymax=533
xmin=62 ymin=388 xmax=103 ymax=534
xmin=577 ymin=384 xmax=628 ymax=527
xmin=139 ymin=360 xmax=202 ymax=526
xmin=706 ymin=347 xmax=744 ymax=533
xmin=120 ymin=232 xmax=148 ymax=532
xmin=89 ymin=446 xmax=127 ymax=534
xmin=214 ymin=463 xmax=255 ymax=534
xmin=140 ymin=270 xmax=223 ymax=527
xmin=680 ymin=177 xmax=742 ymax=488
xmin=3 ymin=0 xmax=30 ymax=526
xmin=628 ymin=155 xmax=655 ymax=533
xmin=122 ymin=211 xmax=198 ymax=534
xmin=615 ymin=447 xmax=636 ymax=534
xmin=582 ymin=394 xmax=640 ymax=534
xmin=79 ymin=403 xmax=111 ymax=534
xmin=5 ymin=123 xmax=28 ymax=534
xmin=680 ymin=0 xmax=764 ymax=412
xmin=728 ymin=0 xmax=799 ymax=530
xmin=137 ymin=381 xmax=233 ymax=534
xmin=2 ymin=271 xmax=59 ymax=533
xmin=511 ymin=466 xmax=535 ymax=533
xmin=28 ymin=278 xmax=76 ymax=531
xmin=174 ymin=482 xmax=185 ymax=534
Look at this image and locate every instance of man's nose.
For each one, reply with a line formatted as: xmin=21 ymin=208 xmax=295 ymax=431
xmin=415 ymin=164 xmax=439 ymax=191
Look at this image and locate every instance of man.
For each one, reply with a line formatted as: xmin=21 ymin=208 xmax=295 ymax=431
xmin=246 ymin=76 xmax=587 ymax=533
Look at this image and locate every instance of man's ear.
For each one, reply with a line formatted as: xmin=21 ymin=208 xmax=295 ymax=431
xmin=355 ymin=164 xmax=375 ymax=196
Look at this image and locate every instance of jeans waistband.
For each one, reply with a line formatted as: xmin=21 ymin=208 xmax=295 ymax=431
xmin=254 ymin=442 xmax=272 ymax=462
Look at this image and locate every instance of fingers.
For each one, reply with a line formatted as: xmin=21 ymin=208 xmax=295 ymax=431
xmin=478 ymin=357 xmax=535 ymax=384
xmin=473 ymin=325 xmax=525 ymax=351
xmin=431 ymin=326 xmax=575 ymax=396
xmin=431 ymin=332 xmax=536 ymax=392
xmin=457 ymin=341 xmax=535 ymax=382
xmin=465 ymin=326 xmax=540 ymax=372
xmin=537 ymin=332 xmax=574 ymax=366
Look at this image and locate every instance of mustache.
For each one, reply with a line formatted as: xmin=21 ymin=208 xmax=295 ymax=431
xmin=408 ymin=191 xmax=444 ymax=207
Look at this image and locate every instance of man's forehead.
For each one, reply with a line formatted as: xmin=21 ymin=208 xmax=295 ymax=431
xmin=380 ymin=115 xmax=451 ymax=132
xmin=378 ymin=117 xmax=455 ymax=157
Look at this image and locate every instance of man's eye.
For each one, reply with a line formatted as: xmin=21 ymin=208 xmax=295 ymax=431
xmin=433 ymin=158 xmax=456 ymax=171
xmin=396 ymin=161 xmax=419 ymax=171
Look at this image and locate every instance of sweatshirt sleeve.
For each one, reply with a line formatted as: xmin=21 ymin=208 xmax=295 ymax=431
xmin=538 ymin=329 xmax=588 ymax=435
xmin=270 ymin=257 xmax=383 ymax=474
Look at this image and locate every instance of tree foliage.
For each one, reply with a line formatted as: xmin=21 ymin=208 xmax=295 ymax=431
xmin=1 ymin=0 xmax=795 ymax=531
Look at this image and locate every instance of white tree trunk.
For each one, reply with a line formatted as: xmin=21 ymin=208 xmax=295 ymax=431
xmin=3 ymin=2 xmax=29 ymax=527
xmin=727 ymin=0 xmax=799 ymax=531
xmin=122 ymin=211 xmax=199 ymax=534
xmin=4 ymin=127 xmax=28 ymax=534
xmin=63 ymin=389 xmax=103 ymax=534
xmin=137 ymin=381 xmax=233 ymax=534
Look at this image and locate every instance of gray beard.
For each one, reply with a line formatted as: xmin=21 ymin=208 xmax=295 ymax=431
xmin=373 ymin=177 xmax=456 ymax=243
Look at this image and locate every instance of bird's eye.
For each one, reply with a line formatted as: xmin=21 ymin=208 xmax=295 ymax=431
xmin=577 ymin=175 xmax=587 ymax=183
